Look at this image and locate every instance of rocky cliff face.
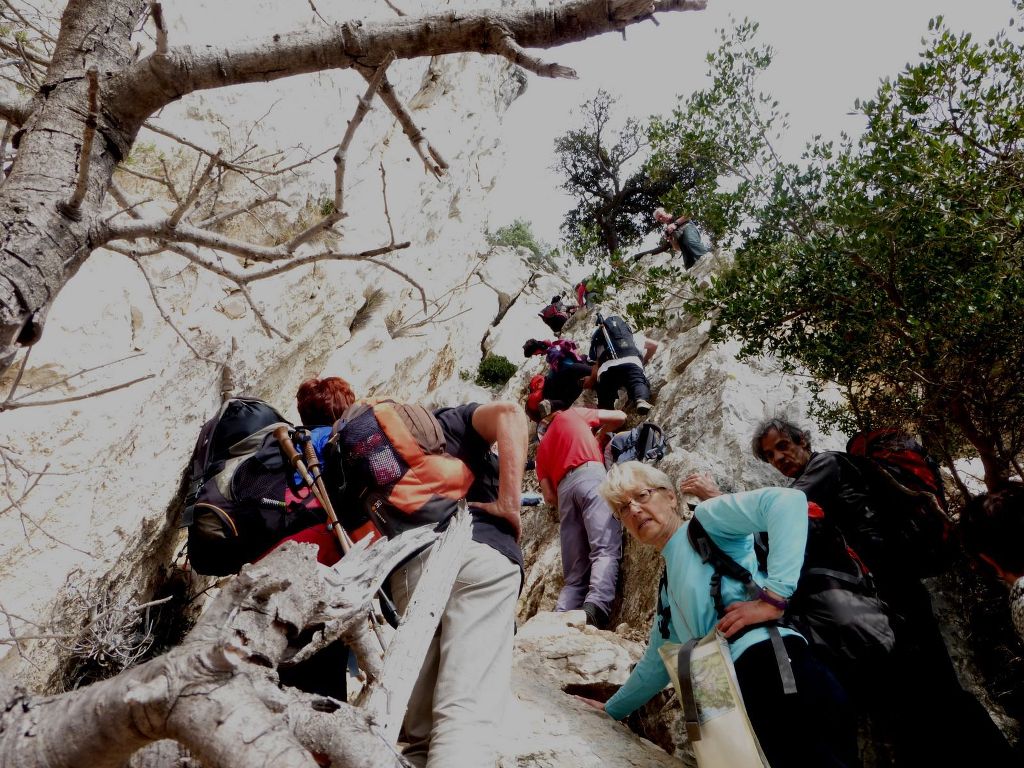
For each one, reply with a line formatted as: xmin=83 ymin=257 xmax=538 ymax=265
xmin=0 ymin=2 xmax=1016 ymax=763
xmin=0 ymin=0 xmax=558 ymax=688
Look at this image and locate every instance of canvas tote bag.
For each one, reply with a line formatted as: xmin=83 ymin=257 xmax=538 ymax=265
xmin=659 ymin=629 xmax=770 ymax=768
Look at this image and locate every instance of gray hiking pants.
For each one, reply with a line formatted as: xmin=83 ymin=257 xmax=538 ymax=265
xmin=554 ymin=461 xmax=622 ymax=615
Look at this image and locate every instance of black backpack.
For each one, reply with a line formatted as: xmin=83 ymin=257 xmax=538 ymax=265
xmin=180 ymin=398 xmax=329 ymax=576
xmin=589 ymin=314 xmax=641 ymax=363
xmin=604 ymin=422 xmax=668 ymax=466
xmin=777 ymin=502 xmax=896 ymax=667
xmin=841 ymin=429 xmax=955 ymax=576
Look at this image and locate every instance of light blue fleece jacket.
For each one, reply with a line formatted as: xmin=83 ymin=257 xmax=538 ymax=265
xmin=604 ymin=486 xmax=808 ymax=720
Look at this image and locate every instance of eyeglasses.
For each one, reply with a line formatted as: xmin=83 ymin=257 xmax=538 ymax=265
xmin=613 ymin=487 xmax=659 ymax=521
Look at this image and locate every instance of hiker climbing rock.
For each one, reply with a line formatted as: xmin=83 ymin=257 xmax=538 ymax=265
xmin=632 ymin=207 xmax=709 ymax=270
xmin=535 ymin=407 xmax=626 ymax=628
xmin=586 ymin=312 xmax=656 ymax=415
xmin=522 ymin=338 xmax=593 ymax=419
xmin=538 ymin=294 xmax=577 ymax=335
xmin=322 ymin=398 xmax=528 ymax=768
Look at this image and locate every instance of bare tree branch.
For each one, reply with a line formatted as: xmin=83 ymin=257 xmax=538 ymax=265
xmin=285 ymin=53 xmax=394 ymax=253
xmin=168 ymin=149 xmax=219 ymax=227
xmin=0 ymin=374 xmax=155 ymax=411
xmin=108 ymin=0 xmax=706 ymax=120
xmin=488 ymin=25 xmax=578 ymax=79
xmin=149 ymin=1 xmax=167 ymax=55
xmin=366 ymin=68 xmax=448 ymax=178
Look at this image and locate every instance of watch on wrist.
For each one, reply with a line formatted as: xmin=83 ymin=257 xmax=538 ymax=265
xmin=757 ymin=588 xmax=788 ymax=611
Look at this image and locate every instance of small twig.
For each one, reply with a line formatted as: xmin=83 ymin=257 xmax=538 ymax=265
xmin=197 ymin=193 xmax=281 ymax=229
xmin=128 ymin=254 xmax=219 ymax=362
xmin=150 ymin=2 xmax=167 ymax=55
xmin=382 ymin=0 xmax=406 ymax=15
xmin=169 ymin=150 xmax=220 ymax=227
xmin=5 ymin=351 xmax=146 ymax=403
xmin=104 ymin=196 xmax=153 ymax=222
xmin=284 ymin=54 xmax=393 ymax=253
xmin=3 ymin=344 xmax=30 ymax=401
xmin=1 ymin=1 xmax=57 ymax=44
xmin=306 ymin=0 xmax=329 ymax=24
xmin=363 ymin=69 xmax=448 ymax=178
xmin=233 ymin=282 xmax=291 ymax=341
xmin=366 ymin=256 xmax=427 ymax=313
xmin=158 ymin=156 xmax=181 ymax=203
xmin=0 ymin=375 xmax=155 ymax=411
xmin=57 ymin=65 xmax=99 ymax=220
xmin=380 ymin=161 xmax=395 ymax=244
xmin=488 ymin=25 xmax=578 ymax=79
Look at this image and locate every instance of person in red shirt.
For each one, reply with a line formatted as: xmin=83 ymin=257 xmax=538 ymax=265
xmin=536 ymin=407 xmax=626 ymax=628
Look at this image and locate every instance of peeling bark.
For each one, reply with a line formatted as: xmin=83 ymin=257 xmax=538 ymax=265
xmin=0 ymin=516 xmax=468 ymax=768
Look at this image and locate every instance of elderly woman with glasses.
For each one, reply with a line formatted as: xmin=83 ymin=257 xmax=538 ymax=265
xmin=585 ymin=461 xmax=858 ymax=767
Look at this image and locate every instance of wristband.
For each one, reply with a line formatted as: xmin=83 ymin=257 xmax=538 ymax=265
xmin=757 ymin=588 xmax=788 ymax=610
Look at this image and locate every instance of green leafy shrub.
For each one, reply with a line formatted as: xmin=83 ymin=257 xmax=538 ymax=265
xmin=485 ymin=219 xmax=547 ymax=258
xmin=475 ymin=354 xmax=517 ymax=389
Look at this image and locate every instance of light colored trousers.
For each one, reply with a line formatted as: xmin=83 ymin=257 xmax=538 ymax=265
xmin=554 ymin=462 xmax=622 ymax=614
xmin=389 ymin=538 xmax=521 ymax=768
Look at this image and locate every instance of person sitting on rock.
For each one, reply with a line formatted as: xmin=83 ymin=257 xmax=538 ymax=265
xmin=585 ymin=313 xmax=657 ymax=416
xmin=535 ymin=406 xmax=626 ymax=628
xmin=632 ymin=207 xmax=709 ymax=270
xmin=960 ymin=482 xmax=1024 ymax=643
xmin=581 ymin=461 xmax=858 ymax=767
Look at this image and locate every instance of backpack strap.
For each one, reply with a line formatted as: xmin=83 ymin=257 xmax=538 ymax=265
xmin=677 ymin=638 xmax=703 ymax=742
xmin=656 ymin=567 xmax=672 ymax=639
xmin=687 ymin=516 xmax=797 ymax=695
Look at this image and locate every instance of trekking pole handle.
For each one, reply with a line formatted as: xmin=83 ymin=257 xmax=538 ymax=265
xmin=273 ymin=426 xmax=351 ymax=555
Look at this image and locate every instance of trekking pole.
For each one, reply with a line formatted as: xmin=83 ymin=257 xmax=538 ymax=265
xmin=274 ymin=426 xmax=352 ymax=554
xmin=595 ymin=311 xmax=619 ymax=360
xmin=275 ymin=426 xmax=402 ymax=630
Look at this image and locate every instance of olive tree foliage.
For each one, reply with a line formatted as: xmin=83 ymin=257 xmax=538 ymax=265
xmin=554 ymin=89 xmax=707 ymax=261
xmin=649 ymin=11 xmax=1024 ymax=492
xmin=0 ymin=0 xmax=707 ymax=379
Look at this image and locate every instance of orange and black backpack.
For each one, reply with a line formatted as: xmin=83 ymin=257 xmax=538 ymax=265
xmin=321 ymin=400 xmax=475 ymax=540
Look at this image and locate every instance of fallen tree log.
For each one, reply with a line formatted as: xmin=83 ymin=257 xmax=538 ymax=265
xmin=0 ymin=508 xmax=472 ymax=768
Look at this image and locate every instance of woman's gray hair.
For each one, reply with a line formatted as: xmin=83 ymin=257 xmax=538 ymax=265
xmin=599 ymin=461 xmax=675 ymax=509
xmin=751 ymin=417 xmax=811 ymax=461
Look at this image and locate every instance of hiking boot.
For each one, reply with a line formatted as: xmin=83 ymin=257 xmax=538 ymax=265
xmin=635 ymin=399 xmax=653 ymax=416
xmin=583 ymin=602 xmax=609 ymax=629
xmin=538 ymin=399 xmax=553 ymax=419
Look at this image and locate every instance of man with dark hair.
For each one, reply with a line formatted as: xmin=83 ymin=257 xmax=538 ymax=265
xmin=751 ymin=417 xmax=1015 ymax=765
xmin=960 ymin=483 xmax=1024 ymax=642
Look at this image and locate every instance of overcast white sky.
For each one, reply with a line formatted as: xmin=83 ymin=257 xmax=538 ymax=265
xmin=489 ymin=0 xmax=1016 ymax=247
